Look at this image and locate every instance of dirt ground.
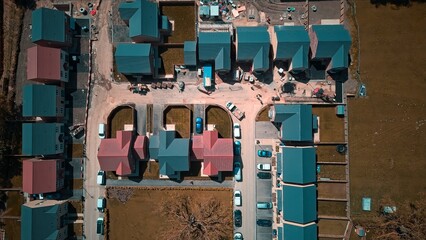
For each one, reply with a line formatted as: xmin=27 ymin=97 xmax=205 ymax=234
xmin=160 ymin=3 xmax=196 ymax=43
xmin=318 ymin=200 xmax=347 ymax=217
xmin=164 ymin=106 xmax=191 ymax=138
xmin=318 ymin=182 xmax=346 ymax=199
xmin=256 ymin=104 xmax=271 ymax=122
xmin=206 ymin=106 xmax=232 ymax=138
xmin=312 ymin=105 xmax=345 ymax=142
xmin=70 ymin=144 xmax=84 ymax=158
xmin=159 ymin=46 xmax=184 ymax=75
xmin=318 ymin=219 xmax=349 ymax=236
xmin=317 ymin=145 xmax=346 ymax=163
xmin=109 ymin=107 xmax=134 ymax=138
xmin=349 ymin=0 xmax=426 ymax=224
xmin=318 ymin=164 xmax=346 ymax=181
xmin=139 ymin=161 xmax=159 ymax=180
xmin=107 ymin=187 xmax=232 ymax=240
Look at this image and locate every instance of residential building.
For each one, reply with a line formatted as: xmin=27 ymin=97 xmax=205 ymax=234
xmin=274 ymin=26 xmax=310 ymax=74
xmin=184 ymin=41 xmax=197 ymax=66
xmin=198 ymin=32 xmax=231 ymax=72
xmin=282 ymin=146 xmax=316 ymax=185
xmin=309 ymin=24 xmax=352 ymax=73
xmin=115 ymin=43 xmax=155 ymax=75
xmin=134 ymin=135 xmax=148 ymax=160
xmin=236 ymin=26 xmax=270 ymax=72
xmin=22 ymin=158 xmax=65 ymax=194
xmin=31 ymin=8 xmax=72 ymax=47
xmin=192 ymin=130 xmax=234 ymax=176
xmin=283 ymin=184 xmax=317 ymax=224
xmin=22 ymin=123 xmax=64 ymax=156
xmin=22 ymin=84 xmax=65 ymax=118
xmin=21 ymin=200 xmax=69 ymax=240
xmin=149 ymin=130 xmax=190 ymax=179
xmin=27 ymin=45 xmax=69 ymax=83
xmin=282 ymin=222 xmax=318 ymax=240
xmin=97 ymin=130 xmax=135 ymax=176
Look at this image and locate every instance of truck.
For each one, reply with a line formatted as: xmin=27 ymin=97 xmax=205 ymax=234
xmin=225 ymin=101 xmax=245 ymax=120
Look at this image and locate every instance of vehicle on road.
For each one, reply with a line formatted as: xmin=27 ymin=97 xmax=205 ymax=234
xmin=234 ymin=162 xmax=242 ymax=181
xmin=257 ymin=149 xmax=272 ymax=157
xmin=234 ymin=232 xmax=243 ymax=240
xmin=96 ymin=217 xmax=104 ymax=235
xmin=195 ymin=117 xmax=203 ymax=134
xmin=234 ymin=190 xmax=242 ymax=206
xmin=226 ymin=101 xmax=245 ymax=120
xmin=257 ymin=202 xmax=273 ymax=209
xmin=98 ymin=123 xmax=105 ymax=139
xmin=97 ymin=170 xmax=106 ymax=185
xmin=257 ymin=219 xmax=272 ymax=227
xmin=234 ymin=141 xmax=241 ymax=156
xmin=233 ymin=123 xmax=241 ymax=139
xmin=273 ymin=229 xmax=277 ymax=237
xmin=257 ymin=163 xmax=271 ymax=171
xmin=257 ymin=172 xmax=272 ymax=179
xmin=97 ymin=197 xmax=106 ymax=212
xmin=234 ymin=210 xmax=242 ymax=228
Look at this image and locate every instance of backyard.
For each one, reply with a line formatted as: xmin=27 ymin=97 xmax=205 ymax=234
xmin=206 ymin=106 xmax=232 ymax=138
xmin=317 ymin=145 xmax=346 ymax=163
xmin=312 ymin=105 xmax=345 ymax=142
xmin=108 ymin=106 xmax=134 ymax=138
xmin=164 ymin=105 xmax=192 ymax=138
xmin=158 ymin=46 xmax=184 ymax=75
xmin=160 ymin=2 xmax=196 ymax=43
xmin=317 ymin=164 xmax=346 ymax=181
xmin=318 ymin=182 xmax=346 ymax=200
xmin=256 ymin=104 xmax=271 ymax=122
xmin=318 ymin=219 xmax=349 ymax=237
xmin=318 ymin=200 xmax=347 ymax=217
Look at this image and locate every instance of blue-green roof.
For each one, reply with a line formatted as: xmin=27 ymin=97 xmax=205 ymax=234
xmin=284 ymin=223 xmax=318 ymax=240
xmin=283 ymin=147 xmax=316 ymax=184
xmin=283 ymin=185 xmax=317 ymax=224
xmin=23 ymin=85 xmax=59 ymax=117
xmin=22 ymin=123 xmax=62 ymax=156
xmin=278 ymin=227 xmax=283 ymax=240
xmin=21 ymin=202 xmax=67 ymax=240
xmin=115 ymin=43 xmax=153 ymax=75
xmin=274 ymin=26 xmax=310 ymax=71
xmin=161 ymin=15 xmax=170 ymax=32
xmin=156 ymin=130 xmax=190 ymax=177
xmin=277 ymin=189 xmax=283 ymax=212
xmin=184 ymin=41 xmax=197 ymax=66
xmin=272 ymin=104 xmax=313 ymax=142
xmin=311 ymin=25 xmax=352 ymax=70
xmin=119 ymin=0 xmax=160 ymax=41
xmin=149 ymin=135 xmax=160 ymax=159
xmin=276 ymin=152 xmax=283 ymax=176
xmin=236 ymin=27 xmax=270 ymax=72
xmin=199 ymin=5 xmax=210 ymax=17
xmin=198 ymin=32 xmax=231 ymax=71
xmin=31 ymin=8 xmax=67 ymax=44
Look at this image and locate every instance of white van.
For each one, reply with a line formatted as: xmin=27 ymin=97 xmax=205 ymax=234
xmin=234 ymin=190 xmax=242 ymax=206
xmin=233 ymin=123 xmax=241 ymax=139
xmin=97 ymin=171 xmax=106 ymax=185
xmin=97 ymin=197 xmax=106 ymax=212
xmin=98 ymin=123 xmax=105 ymax=139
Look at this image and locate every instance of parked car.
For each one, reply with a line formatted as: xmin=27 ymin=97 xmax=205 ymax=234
xmin=234 ymin=232 xmax=243 ymax=240
xmin=98 ymin=123 xmax=106 ymax=139
xmin=257 ymin=172 xmax=272 ymax=179
xmin=234 ymin=190 xmax=242 ymax=206
xmin=234 ymin=141 xmax=241 ymax=156
xmin=233 ymin=123 xmax=241 ymax=139
xmin=273 ymin=229 xmax=277 ymax=237
xmin=96 ymin=217 xmax=104 ymax=235
xmin=234 ymin=162 xmax=242 ymax=182
xmin=195 ymin=117 xmax=203 ymax=134
xmin=257 ymin=202 xmax=273 ymax=209
xmin=257 ymin=150 xmax=272 ymax=157
xmin=97 ymin=197 xmax=106 ymax=212
xmin=256 ymin=219 xmax=272 ymax=227
xmin=234 ymin=210 xmax=242 ymax=228
xmin=257 ymin=163 xmax=271 ymax=171
xmin=97 ymin=170 xmax=106 ymax=185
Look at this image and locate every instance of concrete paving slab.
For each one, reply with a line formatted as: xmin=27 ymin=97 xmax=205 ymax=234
xmin=256 ymin=122 xmax=279 ymax=139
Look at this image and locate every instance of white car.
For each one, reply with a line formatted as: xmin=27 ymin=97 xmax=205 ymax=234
xmin=234 ymin=162 xmax=242 ymax=182
xmin=234 ymin=190 xmax=242 ymax=206
xmin=98 ymin=123 xmax=106 ymax=139
xmin=257 ymin=163 xmax=271 ymax=171
xmin=233 ymin=123 xmax=241 ymax=139
xmin=97 ymin=170 xmax=106 ymax=185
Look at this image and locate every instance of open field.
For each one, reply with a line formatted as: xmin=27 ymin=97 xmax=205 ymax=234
xmin=318 ymin=182 xmax=346 ymax=199
xmin=349 ymin=0 xmax=426 ymax=226
xmin=206 ymin=106 xmax=232 ymax=138
xmin=318 ymin=219 xmax=348 ymax=236
xmin=318 ymin=200 xmax=347 ymax=217
xmin=164 ymin=105 xmax=191 ymax=138
xmin=158 ymin=46 xmax=184 ymax=75
xmin=256 ymin=104 xmax=271 ymax=122
xmin=312 ymin=105 xmax=345 ymax=142
xmin=109 ymin=106 xmax=134 ymax=138
xmin=318 ymin=164 xmax=346 ymax=181
xmin=160 ymin=3 xmax=196 ymax=43
xmin=106 ymin=187 xmax=233 ymax=240
xmin=317 ymin=145 xmax=346 ymax=162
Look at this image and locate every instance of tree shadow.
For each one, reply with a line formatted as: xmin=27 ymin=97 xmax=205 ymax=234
xmin=14 ymin=0 xmax=37 ymax=10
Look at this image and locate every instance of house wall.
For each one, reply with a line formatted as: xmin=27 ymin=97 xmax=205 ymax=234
xmin=55 ymin=86 xmax=65 ymax=117
xmin=56 ymin=159 xmax=65 ymax=191
xmin=59 ymin=50 xmax=69 ymax=82
xmin=55 ymin=123 xmax=65 ymax=154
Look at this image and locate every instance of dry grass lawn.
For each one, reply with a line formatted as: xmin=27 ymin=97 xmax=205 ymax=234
xmin=159 ymin=46 xmax=184 ymax=75
xmin=140 ymin=161 xmax=159 ymax=180
xmin=318 ymin=219 xmax=349 ymax=236
xmin=109 ymin=107 xmax=134 ymax=138
xmin=256 ymin=104 xmax=271 ymax=122
xmin=318 ymin=182 xmax=346 ymax=199
xmin=312 ymin=105 xmax=345 ymax=142
xmin=318 ymin=165 xmax=346 ymax=181
xmin=318 ymin=200 xmax=347 ymax=217
xmin=70 ymin=144 xmax=84 ymax=158
xmin=164 ymin=106 xmax=191 ymax=138
xmin=206 ymin=106 xmax=232 ymax=138
xmin=317 ymin=145 xmax=346 ymax=163
xmin=160 ymin=3 xmax=196 ymax=43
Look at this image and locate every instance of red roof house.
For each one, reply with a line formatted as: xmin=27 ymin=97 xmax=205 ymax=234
xmin=97 ymin=130 xmax=134 ymax=176
xmin=192 ymin=130 xmax=234 ymax=176
xmin=27 ymin=45 xmax=69 ymax=83
xmin=22 ymin=158 xmax=64 ymax=194
xmin=134 ymin=135 xmax=148 ymax=160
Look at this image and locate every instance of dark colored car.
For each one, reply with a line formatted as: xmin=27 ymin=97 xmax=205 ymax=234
xmin=256 ymin=219 xmax=272 ymax=227
xmin=234 ymin=141 xmax=241 ymax=156
xmin=234 ymin=210 xmax=242 ymax=228
xmin=257 ymin=149 xmax=272 ymax=158
xmin=195 ymin=117 xmax=203 ymax=134
xmin=272 ymin=229 xmax=277 ymax=237
xmin=257 ymin=172 xmax=272 ymax=179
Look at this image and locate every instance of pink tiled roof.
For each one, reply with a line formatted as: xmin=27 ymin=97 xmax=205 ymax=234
xmin=27 ymin=45 xmax=61 ymax=81
xmin=191 ymin=135 xmax=204 ymax=160
xmin=97 ymin=131 xmax=134 ymax=175
xmin=134 ymin=135 xmax=147 ymax=160
xmin=23 ymin=159 xmax=60 ymax=194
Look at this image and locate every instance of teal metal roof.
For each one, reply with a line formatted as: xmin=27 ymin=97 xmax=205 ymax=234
xmin=115 ymin=43 xmax=153 ymax=75
xmin=272 ymin=104 xmax=313 ymax=142
xmin=23 ymin=85 xmax=58 ymax=117
xmin=22 ymin=123 xmax=61 ymax=155
xmin=277 ymin=189 xmax=283 ymax=212
xmin=31 ymin=8 xmax=67 ymax=44
xmin=157 ymin=130 xmax=190 ymax=177
xmin=278 ymin=227 xmax=283 ymax=240
xmin=274 ymin=26 xmax=310 ymax=71
xmin=198 ymin=32 xmax=231 ymax=71
xmin=184 ymin=41 xmax=197 ymax=66
xmin=21 ymin=202 xmax=64 ymax=240
xmin=284 ymin=223 xmax=318 ymax=240
xmin=119 ymin=0 xmax=160 ymax=40
xmin=283 ymin=147 xmax=316 ymax=184
xmin=276 ymin=152 xmax=282 ymax=176
xmin=311 ymin=25 xmax=352 ymax=70
xmin=199 ymin=5 xmax=210 ymax=17
xmin=236 ymin=27 xmax=270 ymax=72
xmin=283 ymin=185 xmax=317 ymax=224
xmin=161 ymin=15 xmax=170 ymax=32
xmin=149 ymin=135 xmax=160 ymax=159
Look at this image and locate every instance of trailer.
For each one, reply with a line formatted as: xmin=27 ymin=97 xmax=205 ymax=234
xmin=226 ymin=101 xmax=245 ymax=120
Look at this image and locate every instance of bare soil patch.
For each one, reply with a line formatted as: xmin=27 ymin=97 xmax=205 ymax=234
xmin=318 ymin=219 xmax=348 ymax=236
xmin=318 ymin=200 xmax=347 ymax=217
xmin=139 ymin=161 xmax=160 ymax=180
xmin=109 ymin=106 xmax=134 ymax=138
xmin=312 ymin=105 xmax=345 ymax=142
xmin=318 ymin=182 xmax=346 ymax=199
xmin=158 ymin=46 xmax=184 ymax=75
xmin=256 ymin=104 xmax=271 ymax=122
xmin=160 ymin=3 xmax=196 ymax=43
xmin=317 ymin=145 xmax=345 ymax=163
xmin=206 ymin=106 xmax=232 ymax=138
xmin=164 ymin=105 xmax=191 ymax=138
xmin=318 ymin=164 xmax=346 ymax=181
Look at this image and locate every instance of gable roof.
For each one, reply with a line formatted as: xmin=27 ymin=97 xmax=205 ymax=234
xmin=21 ymin=200 xmax=68 ymax=240
xmin=184 ymin=41 xmax=197 ymax=66
xmin=23 ymin=159 xmax=61 ymax=194
xmin=157 ymin=130 xmax=190 ymax=177
xmin=31 ymin=8 xmax=67 ymax=44
xmin=119 ymin=0 xmax=160 ymax=41
xmin=274 ymin=26 xmax=310 ymax=71
xmin=284 ymin=222 xmax=318 ymax=240
xmin=283 ymin=184 xmax=317 ymax=224
xmin=198 ymin=32 xmax=231 ymax=71
xmin=311 ymin=25 xmax=352 ymax=70
xmin=22 ymin=123 xmax=62 ymax=156
xmin=115 ymin=43 xmax=153 ymax=75
xmin=283 ymin=147 xmax=316 ymax=184
xmin=27 ymin=45 xmax=62 ymax=81
xmin=134 ymin=135 xmax=147 ymax=160
xmin=270 ymin=104 xmax=313 ymax=142
xmin=23 ymin=85 xmax=59 ymax=117
xmin=97 ymin=131 xmax=134 ymax=175
xmin=236 ymin=27 xmax=270 ymax=72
